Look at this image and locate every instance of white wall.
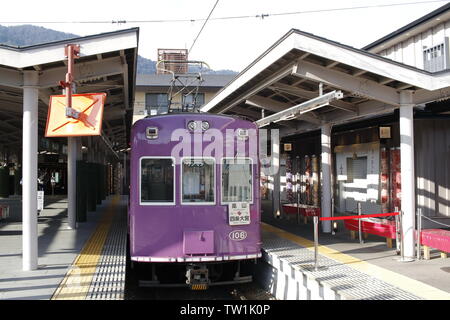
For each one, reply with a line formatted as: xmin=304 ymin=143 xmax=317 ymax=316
xmin=375 ymin=21 xmax=450 ymax=70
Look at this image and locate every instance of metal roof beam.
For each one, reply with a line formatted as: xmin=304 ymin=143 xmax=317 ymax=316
xmin=39 ymin=56 xmax=124 ymax=88
xmin=246 ymin=95 xmax=324 ymax=125
xmin=293 ymin=60 xmax=400 ymax=106
xmin=0 ymin=67 xmax=22 ymax=88
xmin=245 ymin=95 xmax=285 ymax=113
xmin=413 ymin=87 xmax=450 ymax=105
xmin=208 ymin=61 xmax=296 ymax=114
xmin=256 ymin=90 xmax=343 ymax=127
xmin=270 ymin=83 xmax=358 ymax=114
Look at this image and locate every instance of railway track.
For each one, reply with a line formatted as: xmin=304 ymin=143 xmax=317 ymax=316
xmin=125 ymin=264 xmax=274 ymax=300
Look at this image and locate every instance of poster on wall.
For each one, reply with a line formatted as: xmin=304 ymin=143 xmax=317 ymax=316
xmin=305 ymin=155 xmax=311 ymax=205
xmin=312 ymin=155 xmax=319 ymax=207
xmin=390 ymin=148 xmax=401 ymax=211
xmin=380 ymin=148 xmax=390 ymax=213
xmin=334 ymin=142 xmax=381 ymax=213
xmin=286 ymin=156 xmax=294 ymax=203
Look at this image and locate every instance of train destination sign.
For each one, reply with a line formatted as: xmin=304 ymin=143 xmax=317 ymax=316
xmin=228 ymin=202 xmax=250 ymax=226
xmin=45 ymin=93 xmax=106 ymax=137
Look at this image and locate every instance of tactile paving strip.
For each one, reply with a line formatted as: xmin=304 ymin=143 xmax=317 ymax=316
xmin=261 ymin=230 xmax=421 ymax=300
xmin=86 ymin=199 xmax=127 ymax=300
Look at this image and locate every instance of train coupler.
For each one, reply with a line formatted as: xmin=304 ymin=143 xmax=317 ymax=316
xmin=186 ymin=264 xmax=209 ymax=290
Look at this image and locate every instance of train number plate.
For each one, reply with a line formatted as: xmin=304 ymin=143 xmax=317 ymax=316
xmin=228 ymin=202 xmax=250 ymax=226
xmin=229 ymin=230 xmax=247 ymax=241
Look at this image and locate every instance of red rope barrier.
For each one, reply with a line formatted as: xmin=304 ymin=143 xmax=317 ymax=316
xmin=319 ymin=212 xmax=400 ymax=221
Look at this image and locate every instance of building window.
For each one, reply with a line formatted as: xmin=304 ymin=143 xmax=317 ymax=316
xmin=221 ymin=158 xmax=253 ymax=203
xmin=181 ymin=158 xmax=215 ymax=204
xmin=145 ymin=93 xmax=169 ymax=115
xmin=140 ymin=158 xmax=174 ymax=204
xmin=423 ymin=38 xmax=450 ymax=72
xmin=182 ymin=93 xmax=205 ymax=109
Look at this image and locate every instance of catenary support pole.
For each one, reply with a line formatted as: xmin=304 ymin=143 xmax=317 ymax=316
xmin=399 ymin=91 xmax=416 ymax=260
xmin=22 ymin=71 xmax=39 ymax=271
xmin=321 ymin=123 xmax=332 ymax=233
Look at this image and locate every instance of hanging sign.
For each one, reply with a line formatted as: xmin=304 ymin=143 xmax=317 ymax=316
xmin=45 ymin=93 xmax=106 ymax=137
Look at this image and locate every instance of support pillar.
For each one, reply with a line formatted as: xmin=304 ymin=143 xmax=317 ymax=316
xmin=66 ymin=84 xmax=77 ymax=229
xmin=67 ymin=137 xmax=77 ymax=229
xmin=22 ymin=71 xmax=39 ymax=271
xmin=321 ymin=123 xmax=332 ymax=233
xmin=272 ymin=139 xmax=281 ymax=218
xmin=399 ymin=91 xmax=416 ymax=259
xmin=123 ymin=152 xmax=127 ymax=196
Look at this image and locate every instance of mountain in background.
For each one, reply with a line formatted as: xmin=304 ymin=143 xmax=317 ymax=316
xmin=0 ymin=25 xmax=237 ymax=75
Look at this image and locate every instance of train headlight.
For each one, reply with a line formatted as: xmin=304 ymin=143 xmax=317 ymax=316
xmin=201 ymin=121 xmax=210 ymax=131
xmin=187 ymin=121 xmax=198 ymax=131
xmin=237 ymin=128 xmax=249 ymax=140
xmin=187 ymin=120 xmax=210 ymax=131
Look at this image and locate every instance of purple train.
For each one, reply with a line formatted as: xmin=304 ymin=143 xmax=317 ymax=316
xmin=128 ymin=113 xmax=261 ymax=289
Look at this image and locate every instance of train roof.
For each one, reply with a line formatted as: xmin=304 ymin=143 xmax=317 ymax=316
xmin=131 ymin=111 xmax=257 ymax=132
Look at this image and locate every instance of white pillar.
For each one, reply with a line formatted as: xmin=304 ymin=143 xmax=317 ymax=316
xmin=66 ymin=84 xmax=77 ymax=229
xmin=272 ymin=140 xmax=280 ymax=218
xmin=321 ymin=123 xmax=332 ymax=233
xmin=400 ymin=91 xmax=416 ymax=259
xmin=67 ymin=137 xmax=77 ymax=229
xmin=22 ymin=71 xmax=39 ymax=271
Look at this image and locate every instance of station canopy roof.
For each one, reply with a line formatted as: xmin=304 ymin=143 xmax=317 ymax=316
xmin=201 ymin=29 xmax=450 ymax=137
xmin=0 ymin=27 xmax=139 ymax=154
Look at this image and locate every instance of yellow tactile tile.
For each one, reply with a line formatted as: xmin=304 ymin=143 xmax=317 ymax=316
xmin=262 ymin=223 xmax=450 ymax=300
xmin=52 ymin=196 xmax=119 ymax=300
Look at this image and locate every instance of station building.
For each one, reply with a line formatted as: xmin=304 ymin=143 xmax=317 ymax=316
xmin=201 ymin=3 xmax=450 ymax=260
xmin=132 ymin=73 xmax=235 ymax=123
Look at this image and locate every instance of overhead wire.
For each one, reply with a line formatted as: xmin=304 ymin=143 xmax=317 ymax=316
xmin=0 ymin=0 xmax=448 ymax=24
xmin=189 ymin=0 xmax=220 ymax=54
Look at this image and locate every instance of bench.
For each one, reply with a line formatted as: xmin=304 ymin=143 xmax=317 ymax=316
xmin=420 ymin=229 xmax=450 ymax=259
xmin=344 ymin=217 xmax=396 ymax=248
xmin=282 ymin=204 xmax=320 ymax=224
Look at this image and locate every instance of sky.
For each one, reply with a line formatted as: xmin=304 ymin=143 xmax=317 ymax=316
xmin=0 ymin=0 xmax=449 ymax=71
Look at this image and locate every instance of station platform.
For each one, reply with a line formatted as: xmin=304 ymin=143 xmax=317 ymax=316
xmin=257 ymin=200 xmax=450 ymax=300
xmin=2 ymin=195 xmax=449 ymax=300
xmin=0 ymin=195 xmax=127 ymax=300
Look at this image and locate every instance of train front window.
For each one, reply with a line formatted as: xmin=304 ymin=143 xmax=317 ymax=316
xmin=140 ymin=158 xmax=174 ymax=204
xmin=222 ymin=158 xmax=252 ymax=203
xmin=181 ymin=158 xmax=215 ymax=204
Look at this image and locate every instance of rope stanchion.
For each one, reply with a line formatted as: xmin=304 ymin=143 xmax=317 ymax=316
xmin=319 ymin=212 xmax=400 ymax=221
xmin=421 ymin=215 xmax=450 ymax=228
xmin=313 ymin=216 xmax=319 ymax=271
xmin=312 ymin=210 xmax=401 ymax=270
xmin=358 ymin=202 xmax=363 ymax=245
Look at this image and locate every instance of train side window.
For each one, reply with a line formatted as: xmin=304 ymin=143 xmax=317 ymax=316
xmin=140 ymin=158 xmax=174 ymax=204
xmin=181 ymin=158 xmax=215 ymax=204
xmin=221 ymin=158 xmax=253 ymax=203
